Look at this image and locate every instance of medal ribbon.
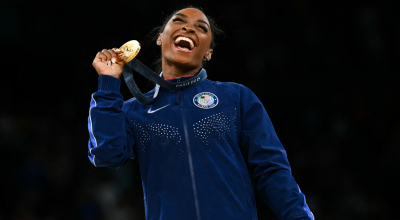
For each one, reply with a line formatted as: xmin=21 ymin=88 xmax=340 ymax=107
xmin=122 ymin=59 xmax=207 ymax=105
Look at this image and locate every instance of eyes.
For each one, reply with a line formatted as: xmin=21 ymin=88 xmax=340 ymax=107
xmin=172 ymin=17 xmax=184 ymax=22
xmin=172 ymin=17 xmax=208 ymax=32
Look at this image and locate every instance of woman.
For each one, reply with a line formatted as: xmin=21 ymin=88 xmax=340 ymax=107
xmin=88 ymin=7 xmax=314 ymax=220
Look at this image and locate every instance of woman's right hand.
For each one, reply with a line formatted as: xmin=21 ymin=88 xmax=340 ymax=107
xmin=92 ymin=48 xmax=125 ymax=79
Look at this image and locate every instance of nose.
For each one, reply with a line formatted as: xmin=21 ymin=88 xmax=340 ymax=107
xmin=182 ymin=26 xmax=195 ymax=33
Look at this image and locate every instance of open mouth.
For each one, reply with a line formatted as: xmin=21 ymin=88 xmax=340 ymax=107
xmin=174 ymin=35 xmax=196 ymax=52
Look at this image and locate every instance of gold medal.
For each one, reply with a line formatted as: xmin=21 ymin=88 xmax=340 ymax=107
xmin=118 ymin=40 xmax=141 ymax=64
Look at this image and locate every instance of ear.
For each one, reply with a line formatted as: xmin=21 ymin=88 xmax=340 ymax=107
xmin=157 ymin=33 xmax=163 ymax=44
xmin=206 ymin=49 xmax=213 ymax=61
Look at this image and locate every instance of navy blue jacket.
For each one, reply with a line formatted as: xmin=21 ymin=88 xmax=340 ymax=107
xmin=88 ymin=69 xmax=314 ymax=220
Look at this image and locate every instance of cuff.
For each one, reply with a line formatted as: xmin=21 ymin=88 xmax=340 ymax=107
xmin=98 ymin=75 xmax=121 ymax=92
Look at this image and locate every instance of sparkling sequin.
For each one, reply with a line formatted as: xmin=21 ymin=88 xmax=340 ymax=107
xmin=193 ymin=109 xmax=239 ymax=149
xmin=131 ymin=120 xmax=182 ymax=158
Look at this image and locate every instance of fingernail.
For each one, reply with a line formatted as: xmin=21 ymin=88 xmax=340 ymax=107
xmin=111 ymin=57 xmax=116 ymax=63
xmin=115 ymin=48 xmax=120 ymax=52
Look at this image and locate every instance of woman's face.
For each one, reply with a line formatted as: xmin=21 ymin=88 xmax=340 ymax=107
xmin=158 ymin=8 xmax=213 ymax=70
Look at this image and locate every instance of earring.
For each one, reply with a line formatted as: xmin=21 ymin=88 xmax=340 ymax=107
xmin=157 ymin=41 xmax=161 ymax=45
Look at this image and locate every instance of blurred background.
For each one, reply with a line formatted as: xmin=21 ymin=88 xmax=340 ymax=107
xmin=1 ymin=0 xmax=399 ymax=219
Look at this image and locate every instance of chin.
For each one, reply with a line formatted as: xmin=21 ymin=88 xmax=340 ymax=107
xmin=170 ymin=56 xmax=200 ymax=69
xmin=176 ymin=61 xmax=200 ymax=70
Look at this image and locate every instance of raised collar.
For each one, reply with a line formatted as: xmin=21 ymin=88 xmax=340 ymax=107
xmin=153 ymin=69 xmax=206 ymax=95
xmin=164 ymin=74 xmax=195 ymax=82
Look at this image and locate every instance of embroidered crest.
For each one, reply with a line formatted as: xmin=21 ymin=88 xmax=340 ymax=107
xmin=193 ymin=92 xmax=218 ymax=109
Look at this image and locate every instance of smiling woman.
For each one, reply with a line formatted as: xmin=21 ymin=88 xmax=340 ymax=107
xmin=150 ymin=7 xmax=223 ymax=74
xmin=155 ymin=8 xmax=214 ymax=79
xmin=88 ymin=7 xmax=314 ymax=220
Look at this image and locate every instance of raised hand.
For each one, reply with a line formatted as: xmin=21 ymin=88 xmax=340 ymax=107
xmin=92 ymin=48 xmax=125 ymax=79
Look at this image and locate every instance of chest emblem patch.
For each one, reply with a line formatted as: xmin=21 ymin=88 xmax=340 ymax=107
xmin=193 ymin=92 xmax=218 ymax=109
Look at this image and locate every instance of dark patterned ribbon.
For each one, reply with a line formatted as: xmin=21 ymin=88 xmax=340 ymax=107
xmin=122 ymin=59 xmax=207 ymax=105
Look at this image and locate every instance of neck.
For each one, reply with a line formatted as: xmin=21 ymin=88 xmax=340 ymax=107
xmin=161 ymin=60 xmax=201 ymax=79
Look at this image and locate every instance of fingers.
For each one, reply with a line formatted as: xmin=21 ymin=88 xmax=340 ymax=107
xmin=93 ymin=48 xmax=123 ymax=68
xmin=108 ymin=49 xmax=119 ymax=64
xmin=100 ymin=49 xmax=112 ymax=66
xmin=112 ymin=48 xmax=122 ymax=54
xmin=112 ymin=48 xmax=123 ymax=64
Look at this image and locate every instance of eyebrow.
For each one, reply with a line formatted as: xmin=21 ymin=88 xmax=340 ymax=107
xmin=197 ymin=20 xmax=209 ymax=27
xmin=175 ymin=13 xmax=210 ymax=27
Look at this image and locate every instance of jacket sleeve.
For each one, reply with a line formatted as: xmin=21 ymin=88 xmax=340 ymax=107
xmin=238 ymin=85 xmax=314 ymax=220
xmin=87 ymin=75 xmax=136 ymax=168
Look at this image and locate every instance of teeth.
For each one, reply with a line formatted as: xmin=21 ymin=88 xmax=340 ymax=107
xmin=175 ymin=36 xmax=194 ymax=49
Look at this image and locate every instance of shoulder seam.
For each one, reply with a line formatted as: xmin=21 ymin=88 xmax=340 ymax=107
xmin=204 ymin=80 xmax=240 ymax=96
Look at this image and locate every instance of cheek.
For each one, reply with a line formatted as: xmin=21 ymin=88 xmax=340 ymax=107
xmin=160 ymin=38 xmax=170 ymax=57
xmin=199 ymin=36 xmax=212 ymax=52
xmin=160 ymin=26 xmax=171 ymax=43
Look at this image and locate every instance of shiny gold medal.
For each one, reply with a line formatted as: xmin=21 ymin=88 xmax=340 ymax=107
xmin=118 ymin=40 xmax=141 ymax=64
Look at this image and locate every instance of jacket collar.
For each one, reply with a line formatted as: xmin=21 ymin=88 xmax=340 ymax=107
xmin=154 ymin=69 xmax=206 ymax=95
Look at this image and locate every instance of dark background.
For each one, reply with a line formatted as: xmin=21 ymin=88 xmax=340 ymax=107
xmin=1 ymin=0 xmax=399 ymax=219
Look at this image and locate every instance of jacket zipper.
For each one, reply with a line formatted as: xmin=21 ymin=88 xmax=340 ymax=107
xmin=180 ymin=90 xmax=201 ymax=220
